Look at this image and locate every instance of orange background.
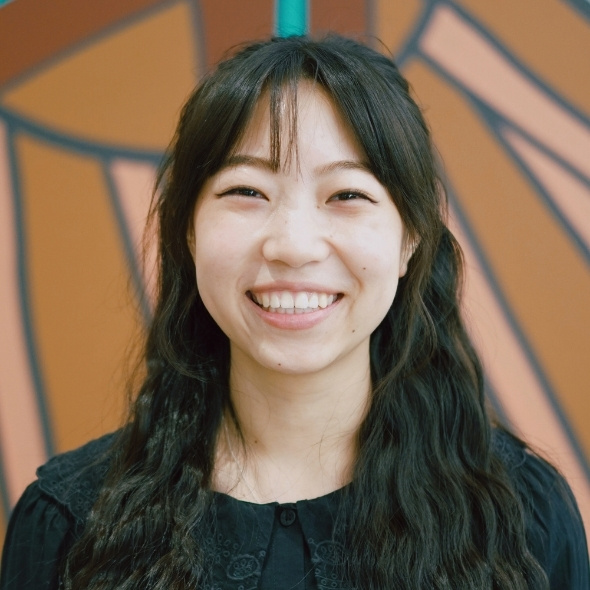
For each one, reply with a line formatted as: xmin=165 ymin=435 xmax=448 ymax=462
xmin=1 ymin=0 xmax=589 ymax=549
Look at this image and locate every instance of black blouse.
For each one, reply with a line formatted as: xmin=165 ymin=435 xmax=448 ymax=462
xmin=1 ymin=431 xmax=588 ymax=589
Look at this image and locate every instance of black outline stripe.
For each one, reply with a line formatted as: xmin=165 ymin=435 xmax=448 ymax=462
xmin=427 ymin=1 xmax=590 ymax=126
xmin=417 ymin=48 xmax=590 ymax=265
xmin=497 ymin=121 xmax=590 ymax=263
xmin=7 ymin=124 xmax=55 ymax=460
xmin=102 ymin=161 xmax=153 ymax=324
xmin=0 ymin=107 xmax=163 ymax=164
xmin=436 ymin=105 xmax=590 ymax=481
xmin=561 ymin=0 xmax=590 ymax=20
xmin=0 ymin=0 xmax=189 ymax=95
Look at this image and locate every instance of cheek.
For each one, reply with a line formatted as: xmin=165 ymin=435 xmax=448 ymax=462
xmin=192 ymin=216 xmax=254 ymax=317
xmin=193 ymin=243 xmax=239 ymax=341
xmin=349 ymin=223 xmax=405 ymax=279
xmin=193 ymin=219 xmax=228 ymax=296
xmin=194 ymin=240 xmax=234 ymax=295
xmin=347 ymin=224 xmax=405 ymax=320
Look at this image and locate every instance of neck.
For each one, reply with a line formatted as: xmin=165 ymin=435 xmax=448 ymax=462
xmin=213 ymin=347 xmax=371 ymax=503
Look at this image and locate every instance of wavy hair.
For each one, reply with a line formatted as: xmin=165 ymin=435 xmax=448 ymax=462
xmin=64 ymin=35 xmax=548 ymax=589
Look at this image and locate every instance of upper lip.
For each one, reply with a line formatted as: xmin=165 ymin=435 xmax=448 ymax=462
xmin=247 ymin=281 xmax=341 ymax=294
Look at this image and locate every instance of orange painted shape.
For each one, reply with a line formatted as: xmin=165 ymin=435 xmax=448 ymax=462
xmin=0 ymin=123 xmax=48 ymax=507
xmin=200 ymin=0 xmax=273 ymax=69
xmin=310 ymin=0 xmax=366 ymax=36
xmin=404 ymin=59 xmax=590 ymax=457
xmin=419 ymin=5 xmax=590 ymax=180
xmin=17 ymin=136 xmax=138 ymax=453
xmin=0 ymin=0 xmax=166 ymax=86
xmin=449 ymin=205 xmax=590 ymax=536
xmin=455 ymin=0 xmax=590 ymax=118
xmin=503 ymin=128 xmax=590 ymax=252
xmin=1 ymin=2 xmax=199 ymax=151
xmin=109 ymin=159 xmax=158 ymax=306
xmin=374 ymin=0 xmax=423 ymax=57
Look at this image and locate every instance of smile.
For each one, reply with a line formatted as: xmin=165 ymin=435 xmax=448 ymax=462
xmin=248 ymin=291 xmax=340 ymax=314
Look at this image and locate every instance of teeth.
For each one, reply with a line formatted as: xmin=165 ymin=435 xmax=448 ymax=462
xmin=251 ymin=290 xmax=338 ymax=313
xmin=280 ymin=292 xmax=294 ymax=309
xmin=270 ymin=293 xmax=280 ymax=308
xmin=294 ymin=293 xmax=308 ymax=309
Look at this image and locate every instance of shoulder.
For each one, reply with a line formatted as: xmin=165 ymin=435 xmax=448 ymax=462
xmin=36 ymin=431 xmax=116 ymax=523
xmin=1 ymin=482 xmax=71 ymax=590
xmin=0 ymin=433 xmax=115 ymax=590
xmin=492 ymin=429 xmax=590 ymax=588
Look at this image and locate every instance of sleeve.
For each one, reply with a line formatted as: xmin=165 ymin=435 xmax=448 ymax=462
xmin=0 ymin=482 xmax=76 ymax=590
xmin=516 ymin=452 xmax=590 ymax=590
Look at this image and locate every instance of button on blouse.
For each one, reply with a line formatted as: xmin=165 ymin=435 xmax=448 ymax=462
xmin=209 ymin=489 xmax=348 ymax=589
xmin=1 ymin=430 xmax=588 ymax=590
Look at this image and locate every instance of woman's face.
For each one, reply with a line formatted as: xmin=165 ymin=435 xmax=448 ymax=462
xmin=190 ymin=83 xmax=411 ymax=377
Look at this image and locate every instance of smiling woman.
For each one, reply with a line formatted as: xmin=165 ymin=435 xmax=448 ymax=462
xmin=191 ymin=83 xmax=408 ymax=385
xmin=1 ymin=35 xmax=588 ymax=590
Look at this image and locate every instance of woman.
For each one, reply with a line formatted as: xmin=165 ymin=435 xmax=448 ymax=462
xmin=1 ymin=35 xmax=588 ymax=590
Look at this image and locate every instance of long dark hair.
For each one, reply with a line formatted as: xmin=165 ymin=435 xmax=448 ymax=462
xmin=64 ymin=35 xmax=548 ymax=589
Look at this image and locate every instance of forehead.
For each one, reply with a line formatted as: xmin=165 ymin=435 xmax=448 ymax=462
xmin=230 ymin=81 xmax=366 ymax=171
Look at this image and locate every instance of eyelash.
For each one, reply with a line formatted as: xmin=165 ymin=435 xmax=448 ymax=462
xmin=218 ymin=186 xmax=264 ymax=198
xmin=218 ymin=187 xmax=374 ymax=203
xmin=329 ymin=190 xmax=374 ymax=203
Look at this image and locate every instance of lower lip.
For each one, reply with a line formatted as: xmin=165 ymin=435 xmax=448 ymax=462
xmin=248 ymin=296 xmax=340 ymax=330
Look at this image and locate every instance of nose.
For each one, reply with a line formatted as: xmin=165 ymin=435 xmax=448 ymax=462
xmin=261 ymin=202 xmax=331 ymax=268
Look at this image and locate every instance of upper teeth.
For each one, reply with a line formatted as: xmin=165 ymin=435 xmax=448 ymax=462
xmin=251 ymin=291 xmax=336 ymax=312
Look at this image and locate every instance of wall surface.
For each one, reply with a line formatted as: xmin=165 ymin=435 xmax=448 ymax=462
xmin=1 ymin=0 xmax=589 ymax=550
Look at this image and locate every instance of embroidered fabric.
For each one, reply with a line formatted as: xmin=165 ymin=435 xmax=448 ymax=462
xmin=11 ymin=428 xmax=585 ymax=590
xmin=308 ymin=539 xmax=347 ymax=589
xmin=36 ymin=433 xmax=115 ymax=523
xmin=34 ymin=429 xmax=525 ymax=522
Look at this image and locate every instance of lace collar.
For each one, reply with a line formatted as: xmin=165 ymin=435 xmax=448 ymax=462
xmin=35 ymin=428 xmax=525 ymax=524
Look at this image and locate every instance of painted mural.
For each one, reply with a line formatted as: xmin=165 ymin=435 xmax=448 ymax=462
xmin=0 ymin=0 xmax=588 ymax=550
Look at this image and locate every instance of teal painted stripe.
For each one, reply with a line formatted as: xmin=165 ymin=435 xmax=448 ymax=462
xmin=0 ymin=0 xmax=15 ymax=6
xmin=275 ymin=0 xmax=308 ymax=37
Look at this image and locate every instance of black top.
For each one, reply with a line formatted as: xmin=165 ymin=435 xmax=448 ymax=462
xmin=1 ymin=430 xmax=588 ymax=589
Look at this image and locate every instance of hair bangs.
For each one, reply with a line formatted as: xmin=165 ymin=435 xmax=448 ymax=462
xmin=222 ymin=50 xmax=312 ymax=176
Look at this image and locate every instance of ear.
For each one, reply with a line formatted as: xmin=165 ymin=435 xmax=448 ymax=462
xmin=399 ymin=236 xmax=418 ymax=278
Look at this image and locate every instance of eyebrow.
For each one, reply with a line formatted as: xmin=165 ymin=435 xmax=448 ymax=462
xmin=220 ymin=154 xmax=373 ymax=176
xmin=221 ymin=155 xmax=276 ymax=171
xmin=315 ymin=160 xmax=373 ymax=176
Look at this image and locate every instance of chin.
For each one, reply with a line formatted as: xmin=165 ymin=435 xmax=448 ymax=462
xmin=253 ymin=345 xmax=359 ymax=377
xmin=260 ymin=356 xmax=333 ymax=375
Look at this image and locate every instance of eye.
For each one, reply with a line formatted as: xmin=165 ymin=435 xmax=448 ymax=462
xmin=328 ymin=190 xmax=375 ymax=203
xmin=218 ymin=186 xmax=265 ymax=199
